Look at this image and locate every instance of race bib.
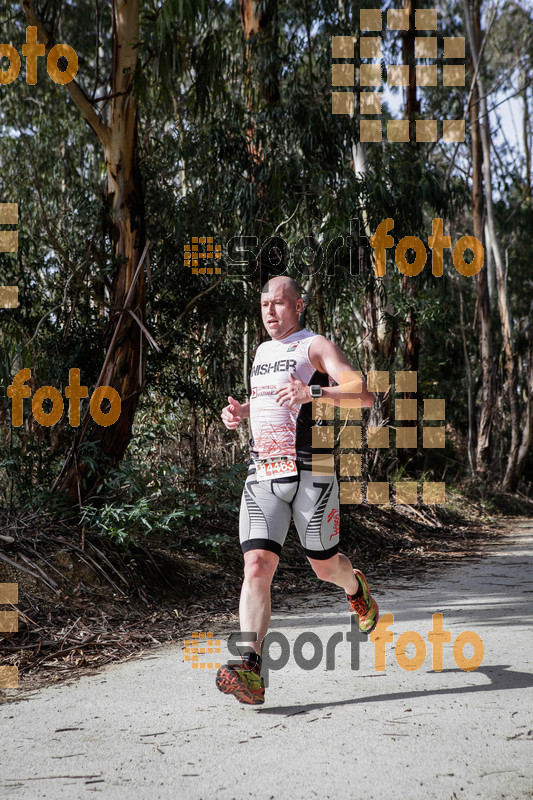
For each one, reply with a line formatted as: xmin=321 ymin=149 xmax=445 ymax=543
xmin=254 ymin=455 xmax=298 ymax=482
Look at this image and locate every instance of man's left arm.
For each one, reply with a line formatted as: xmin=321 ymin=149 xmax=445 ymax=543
xmin=275 ymin=337 xmax=374 ymax=409
xmin=309 ymin=337 xmax=374 ymax=408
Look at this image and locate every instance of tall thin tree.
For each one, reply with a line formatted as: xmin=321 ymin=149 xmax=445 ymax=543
xmin=22 ymin=0 xmax=147 ymax=501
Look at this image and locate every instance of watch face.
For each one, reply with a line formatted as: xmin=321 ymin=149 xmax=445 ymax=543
xmin=310 ymin=385 xmax=322 ymax=398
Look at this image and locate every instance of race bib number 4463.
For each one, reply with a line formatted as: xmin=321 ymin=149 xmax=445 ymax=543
xmin=255 ymin=456 xmax=298 ymax=481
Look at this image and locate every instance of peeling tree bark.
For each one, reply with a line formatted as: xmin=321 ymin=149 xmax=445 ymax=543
xmin=466 ymin=0 xmax=495 ymax=477
xmin=22 ymin=0 xmax=146 ymax=501
xmin=465 ymin=0 xmax=529 ymax=490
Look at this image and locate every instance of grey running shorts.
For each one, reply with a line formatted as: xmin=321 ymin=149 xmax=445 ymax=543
xmin=239 ymin=459 xmax=340 ymax=559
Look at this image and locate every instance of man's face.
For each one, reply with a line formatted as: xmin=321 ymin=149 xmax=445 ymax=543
xmin=261 ymin=281 xmax=303 ymax=340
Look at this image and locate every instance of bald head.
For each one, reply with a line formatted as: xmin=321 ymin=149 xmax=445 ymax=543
xmin=261 ymin=276 xmax=303 ymax=300
xmin=260 ymin=276 xmax=304 ymax=339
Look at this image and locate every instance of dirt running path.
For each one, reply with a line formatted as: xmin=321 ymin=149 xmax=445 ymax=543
xmin=1 ymin=520 xmax=532 ymax=800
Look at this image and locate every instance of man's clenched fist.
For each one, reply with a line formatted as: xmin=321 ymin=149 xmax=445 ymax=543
xmin=221 ymin=395 xmax=244 ymax=429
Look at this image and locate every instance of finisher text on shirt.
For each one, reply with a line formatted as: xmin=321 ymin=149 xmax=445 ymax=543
xmin=248 ymin=328 xmax=331 ymax=461
xmin=250 ymin=359 xmax=297 ymax=376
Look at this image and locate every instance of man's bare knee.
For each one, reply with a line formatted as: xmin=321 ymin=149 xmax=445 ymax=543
xmin=243 ymin=550 xmax=279 ymax=583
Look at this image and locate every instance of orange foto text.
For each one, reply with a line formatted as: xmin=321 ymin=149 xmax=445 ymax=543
xmin=370 ymin=218 xmax=484 ymax=278
xmin=6 ymin=369 xmax=121 ymax=428
xmin=369 ymin=613 xmax=484 ymax=672
xmin=0 ymin=27 xmax=78 ymax=86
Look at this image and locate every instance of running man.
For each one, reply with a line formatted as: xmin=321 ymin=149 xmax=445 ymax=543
xmin=216 ymin=276 xmax=378 ymax=705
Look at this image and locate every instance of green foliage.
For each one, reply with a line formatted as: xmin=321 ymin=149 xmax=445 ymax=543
xmin=0 ymin=0 xmax=531 ymax=518
xmin=77 ymin=395 xmax=246 ymax=556
xmin=78 ymin=457 xmax=245 ymax=556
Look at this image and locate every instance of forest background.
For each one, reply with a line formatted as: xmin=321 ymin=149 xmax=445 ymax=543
xmin=0 ymin=0 xmax=531 ymax=684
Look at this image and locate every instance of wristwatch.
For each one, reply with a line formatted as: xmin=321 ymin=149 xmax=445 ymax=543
xmin=309 ymin=385 xmax=323 ymax=398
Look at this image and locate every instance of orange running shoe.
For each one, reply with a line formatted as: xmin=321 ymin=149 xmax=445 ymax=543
xmin=346 ymin=568 xmax=379 ymax=634
xmin=216 ymin=660 xmax=265 ymax=705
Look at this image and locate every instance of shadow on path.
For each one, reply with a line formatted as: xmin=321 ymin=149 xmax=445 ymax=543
xmin=257 ymin=665 xmax=533 ymax=716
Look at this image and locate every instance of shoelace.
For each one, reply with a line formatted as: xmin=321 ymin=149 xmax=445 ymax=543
xmin=348 ymin=594 xmax=368 ymax=615
xmin=240 ymin=659 xmax=261 ymax=676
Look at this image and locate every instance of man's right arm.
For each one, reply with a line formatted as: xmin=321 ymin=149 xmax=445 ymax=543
xmin=221 ymin=396 xmax=250 ymax=429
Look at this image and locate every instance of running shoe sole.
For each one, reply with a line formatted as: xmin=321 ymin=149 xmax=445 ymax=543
xmin=216 ymin=666 xmax=265 ymax=705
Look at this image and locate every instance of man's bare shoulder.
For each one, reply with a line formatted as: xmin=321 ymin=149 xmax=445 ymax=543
xmin=308 ymin=334 xmax=336 ymax=372
xmin=309 ymin=334 xmax=340 ymax=354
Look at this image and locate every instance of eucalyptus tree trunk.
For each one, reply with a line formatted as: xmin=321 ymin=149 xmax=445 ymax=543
xmin=515 ymin=326 xmax=533 ymax=481
xmin=393 ymin=0 xmax=420 ymax=475
xmin=467 ymin=0 xmax=495 ymax=477
xmin=22 ymin=0 xmax=147 ymax=501
xmin=239 ymin=0 xmax=279 ymax=293
xmin=400 ymin=0 xmax=421 ymax=377
xmin=240 ymin=0 xmax=280 ymax=104
xmin=352 ymin=144 xmax=395 ymax=373
xmin=239 ymin=0 xmax=280 ymax=447
xmin=464 ymin=0 xmax=528 ymax=490
xmin=457 ymin=277 xmax=476 ymax=473
xmin=402 ymin=0 xmax=420 ymax=140
xmin=522 ymin=65 xmax=532 ymax=199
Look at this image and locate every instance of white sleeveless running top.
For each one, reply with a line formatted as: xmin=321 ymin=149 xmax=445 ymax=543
xmin=248 ymin=328 xmax=332 ymax=460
